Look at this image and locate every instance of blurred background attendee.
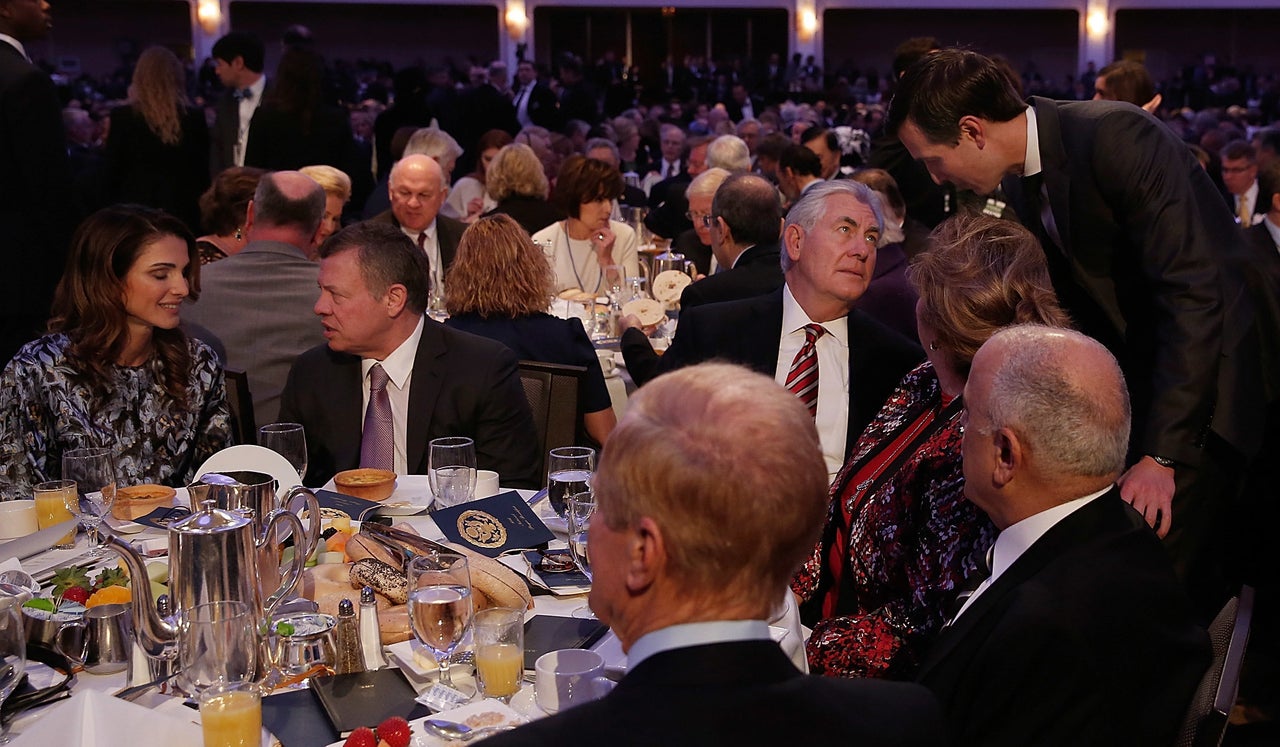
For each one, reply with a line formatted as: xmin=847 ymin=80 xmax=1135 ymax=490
xmin=847 ymin=167 xmax=924 ymax=343
xmin=671 ymin=167 xmax=730 ymax=276
xmin=777 ymin=142 xmax=823 ymax=206
xmin=0 ymin=205 xmax=232 ymax=500
xmin=102 ymin=46 xmax=210 ymax=232
xmin=584 ymin=137 xmax=647 ymax=207
xmin=483 ymin=143 xmax=563 ymax=236
xmin=444 ymin=128 xmax=513 ymax=222
xmin=533 ymin=155 xmax=640 ymax=295
xmin=445 ymin=215 xmax=616 ymax=446
xmin=299 ymin=164 xmax=352 ymax=252
xmin=244 ymin=46 xmax=355 ymax=174
xmin=195 ymin=165 xmax=265 ymax=264
xmin=362 ymin=126 xmax=463 ymax=219
xmin=1092 ymin=59 xmax=1162 ymax=113
xmin=793 ymin=214 xmax=1071 ymax=680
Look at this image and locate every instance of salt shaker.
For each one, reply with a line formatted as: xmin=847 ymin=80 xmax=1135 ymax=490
xmin=359 ymin=586 xmax=388 ymax=670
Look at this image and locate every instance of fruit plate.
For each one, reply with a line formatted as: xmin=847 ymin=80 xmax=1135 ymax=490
xmin=324 ymin=700 xmax=526 ymax=747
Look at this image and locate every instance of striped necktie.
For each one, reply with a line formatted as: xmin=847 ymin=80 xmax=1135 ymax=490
xmin=360 ymin=363 xmax=394 ymax=470
xmin=785 ymin=324 xmax=824 ymax=417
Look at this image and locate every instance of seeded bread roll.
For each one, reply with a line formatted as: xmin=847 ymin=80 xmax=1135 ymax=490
xmin=370 ymin=522 xmax=535 ymax=612
xmin=349 ymin=558 xmax=409 ymax=604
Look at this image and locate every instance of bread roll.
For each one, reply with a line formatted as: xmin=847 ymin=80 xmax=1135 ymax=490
xmin=349 ymin=558 xmax=409 ymax=604
xmin=344 ymin=533 xmax=403 ymax=567
xmin=377 ymin=605 xmax=412 ymax=645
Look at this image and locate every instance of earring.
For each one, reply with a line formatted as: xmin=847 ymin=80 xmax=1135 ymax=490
xmin=234 ymin=226 xmax=243 ymax=241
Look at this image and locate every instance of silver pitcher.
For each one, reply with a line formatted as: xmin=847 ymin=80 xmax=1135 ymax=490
xmin=56 ymin=603 xmax=133 ymax=674
xmin=188 ymin=471 xmax=322 ymax=562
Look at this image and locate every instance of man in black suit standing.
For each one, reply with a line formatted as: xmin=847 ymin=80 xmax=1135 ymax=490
xmin=278 ymin=222 xmax=540 ymax=488
xmin=622 ymin=180 xmax=923 ymax=482
xmin=918 ymin=324 xmax=1208 ymax=747
xmin=511 ymin=59 xmax=560 ymax=132
xmin=209 ymin=31 xmax=265 ymax=176
xmin=483 ymin=361 xmax=945 ymax=747
xmin=0 ymin=0 xmax=75 ymax=364
xmin=890 ymin=49 xmax=1263 ymax=612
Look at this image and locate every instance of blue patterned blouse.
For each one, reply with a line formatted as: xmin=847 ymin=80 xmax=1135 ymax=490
xmin=0 ymin=334 xmax=233 ymax=500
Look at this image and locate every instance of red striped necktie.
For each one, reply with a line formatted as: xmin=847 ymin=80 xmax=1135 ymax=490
xmin=786 ymin=323 xmax=824 ymax=417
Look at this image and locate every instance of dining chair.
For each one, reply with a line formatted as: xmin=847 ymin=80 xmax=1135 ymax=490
xmin=224 ymin=368 xmax=257 ymax=446
xmin=1175 ymin=584 xmax=1256 ymax=747
xmin=516 ymin=360 xmax=586 ymax=477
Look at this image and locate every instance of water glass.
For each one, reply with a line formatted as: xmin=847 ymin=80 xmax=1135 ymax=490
xmin=61 ymin=447 xmax=116 ymax=557
xmin=258 ymin=422 xmax=308 ymax=481
xmin=546 ymin=447 xmax=595 ymax=519
xmin=33 ymin=480 xmax=77 ymax=549
xmin=179 ymin=601 xmax=259 ymax=696
xmin=0 ymin=596 xmax=26 ymax=744
xmin=429 ymin=437 xmax=477 ymax=508
xmin=408 ymin=551 xmax=473 ymax=692
xmin=473 ymin=607 xmax=524 ymax=703
xmin=567 ymin=491 xmax=597 ymax=620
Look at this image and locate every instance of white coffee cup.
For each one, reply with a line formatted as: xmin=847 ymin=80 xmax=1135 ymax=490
xmin=0 ymin=500 xmax=39 ymax=540
xmin=534 ymin=648 xmax=615 ymax=713
xmin=474 ymin=469 xmax=501 ymax=499
xmin=596 ymin=350 xmax=616 ymax=376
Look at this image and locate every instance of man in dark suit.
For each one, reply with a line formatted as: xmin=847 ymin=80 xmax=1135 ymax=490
xmin=677 ymin=173 xmax=783 ymax=309
xmin=278 ymin=222 xmax=540 ymax=489
xmin=622 ymin=180 xmax=923 ymax=481
xmin=644 ymin=136 xmax=709 ymax=240
xmin=484 ymin=362 xmax=946 ymax=747
xmin=367 ymin=153 xmax=466 ymax=303
xmin=890 ymin=49 xmax=1264 ymax=612
xmin=454 ymin=63 xmax=519 ymax=174
xmin=918 ymin=325 xmax=1209 ymax=746
xmin=209 ymin=31 xmax=265 ymax=176
xmin=511 ymin=59 xmax=560 ymax=132
xmin=0 ymin=0 xmax=75 ymax=364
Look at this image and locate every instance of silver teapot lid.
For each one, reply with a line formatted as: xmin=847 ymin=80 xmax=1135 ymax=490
xmin=171 ymin=499 xmax=250 ymax=534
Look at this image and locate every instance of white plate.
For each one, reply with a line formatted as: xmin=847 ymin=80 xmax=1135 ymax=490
xmin=386 ymin=639 xmax=440 ymax=678
xmin=322 ymin=699 xmax=526 ymax=747
xmin=194 ymin=445 xmax=300 ymax=500
xmin=103 ymin=516 xmax=145 ymax=534
xmin=509 ymin=687 xmax=550 ymax=722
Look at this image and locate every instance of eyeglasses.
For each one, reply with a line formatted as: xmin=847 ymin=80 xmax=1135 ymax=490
xmin=685 ymin=211 xmax=715 ymax=228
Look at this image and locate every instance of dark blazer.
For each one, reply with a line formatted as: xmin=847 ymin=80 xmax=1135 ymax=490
xmin=916 ymin=491 xmax=1209 ymax=746
xmin=644 ymin=172 xmax=692 ymax=239
xmin=855 ymin=242 xmax=919 ymax=344
xmin=366 ymin=210 xmax=467 ymax=275
xmin=482 ymin=640 xmax=946 ymax=747
xmin=621 ymin=289 xmax=924 ymax=458
xmin=209 ymin=87 xmax=242 ymax=177
xmin=677 ymin=241 xmax=783 ymax=310
xmin=671 ymin=229 xmax=712 ymax=276
xmin=243 ymin=103 xmax=355 ymax=173
xmin=1004 ymin=97 xmax=1262 ymax=463
xmin=278 ymin=320 xmax=542 ymax=489
xmin=513 ymin=81 xmax=561 ymax=131
xmin=0 ymin=42 xmax=75 ymax=361
xmin=484 ymin=196 xmax=563 ymax=237
xmin=102 ymin=104 xmax=210 ymax=232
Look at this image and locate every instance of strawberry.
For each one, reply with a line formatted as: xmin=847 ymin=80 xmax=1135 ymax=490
xmin=50 ymin=565 xmax=91 ymax=595
xmin=376 ymin=716 xmax=412 ymax=747
xmin=60 ymin=586 xmax=90 ymax=605
xmin=343 ymin=726 xmax=377 ymax=747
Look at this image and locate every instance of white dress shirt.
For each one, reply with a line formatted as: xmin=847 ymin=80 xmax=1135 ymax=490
xmin=955 ymin=486 xmax=1111 ymax=620
xmin=0 ymin=34 xmax=29 ymax=61
xmin=400 ymin=219 xmax=443 ymax=293
xmin=360 ymin=316 xmax=425 ymax=476
xmin=774 ymin=285 xmax=849 ymax=481
xmin=234 ymin=75 xmax=266 ymax=167
xmin=513 ymin=84 xmax=534 ymax=129
xmin=627 ymin=620 xmax=771 ymax=670
xmin=1237 ymin=181 xmax=1260 ymax=227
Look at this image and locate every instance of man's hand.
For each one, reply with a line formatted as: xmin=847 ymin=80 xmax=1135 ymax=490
xmin=618 ymin=313 xmax=659 ymax=336
xmin=1117 ymin=456 xmax=1176 ymax=538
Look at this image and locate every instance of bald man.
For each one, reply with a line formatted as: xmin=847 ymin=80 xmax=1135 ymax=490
xmin=368 ymin=153 xmax=466 ymax=298
xmin=917 ymin=325 xmax=1209 ymax=747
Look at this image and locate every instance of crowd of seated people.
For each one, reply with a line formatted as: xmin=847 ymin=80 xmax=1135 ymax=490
xmin=6 ymin=12 xmax=1279 ymax=741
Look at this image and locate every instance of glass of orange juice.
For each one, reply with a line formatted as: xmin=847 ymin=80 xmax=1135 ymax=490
xmin=473 ymin=607 xmax=524 ymax=703
xmin=199 ymin=681 xmax=262 ymax=747
xmin=33 ymin=480 xmax=77 ymax=549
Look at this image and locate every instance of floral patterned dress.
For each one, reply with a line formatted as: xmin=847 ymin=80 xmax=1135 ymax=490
xmin=0 ymin=333 xmax=233 ymax=500
xmin=791 ymin=362 xmax=996 ymax=680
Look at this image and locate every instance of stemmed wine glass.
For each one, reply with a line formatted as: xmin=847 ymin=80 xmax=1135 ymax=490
xmin=566 ymin=490 xmax=597 ymax=619
xmin=258 ymin=423 xmax=308 ymax=482
xmin=61 ymin=447 xmax=116 ymax=558
xmin=0 ymin=595 xmax=26 ymax=744
xmin=547 ymin=447 xmax=595 ymax=520
xmin=408 ymin=551 xmax=474 ymax=696
xmin=429 ymin=437 xmax=476 ymax=508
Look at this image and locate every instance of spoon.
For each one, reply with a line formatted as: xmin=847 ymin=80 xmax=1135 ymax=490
xmin=422 ymin=718 xmax=517 ymax=742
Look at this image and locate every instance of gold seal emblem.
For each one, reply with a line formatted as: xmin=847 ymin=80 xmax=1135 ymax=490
xmin=457 ymin=509 xmax=507 ymax=548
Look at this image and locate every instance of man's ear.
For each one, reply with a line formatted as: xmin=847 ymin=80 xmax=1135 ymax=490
xmin=384 ymin=283 xmax=409 ymax=317
xmin=958 ymin=115 xmax=986 ymax=149
xmin=783 ymin=223 xmax=804 ymax=264
xmin=625 ymin=516 xmax=664 ymax=594
xmin=243 ymin=200 xmax=256 ymax=235
xmin=991 ymin=427 xmax=1022 ymax=488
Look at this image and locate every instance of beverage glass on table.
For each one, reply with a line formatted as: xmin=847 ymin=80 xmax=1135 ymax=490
xmin=61 ymin=447 xmax=117 ymax=557
xmin=429 ymin=437 xmax=477 ymax=508
xmin=257 ymin=423 xmax=308 ymax=481
xmin=546 ymin=446 xmax=595 ymax=520
xmin=33 ymin=480 xmax=77 ymax=548
xmin=408 ymin=551 xmax=474 ymax=695
xmin=0 ymin=501 xmax=37 ymax=540
xmin=0 ymin=596 xmax=27 ymax=744
xmin=178 ymin=600 xmax=259 ymax=696
xmin=473 ymin=607 xmax=524 ymax=703
xmin=199 ymin=680 xmax=262 ymax=747
xmin=567 ymin=490 xmax=597 ymax=619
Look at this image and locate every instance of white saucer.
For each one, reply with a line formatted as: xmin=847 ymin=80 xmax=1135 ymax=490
xmin=194 ymin=445 xmax=300 ymax=499
xmin=509 ymin=686 xmax=551 ymax=721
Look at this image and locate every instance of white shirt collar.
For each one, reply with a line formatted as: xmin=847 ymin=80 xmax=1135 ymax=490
xmin=780 ymin=283 xmax=849 ymax=347
xmin=1022 ymin=105 xmax=1042 ymax=177
xmin=626 ymin=620 xmax=771 ymax=670
xmin=361 ymin=315 xmax=425 ymax=389
xmin=247 ymin=74 xmax=266 ymax=98
xmin=400 ymin=218 xmax=437 ymax=244
xmin=989 ymin=485 xmax=1112 ymax=582
xmin=0 ymin=34 xmax=28 ymax=61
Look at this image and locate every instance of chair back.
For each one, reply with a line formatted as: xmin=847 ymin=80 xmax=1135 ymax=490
xmin=224 ymin=368 xmax=257 ymax=446
xmin=1175 ymin=585 xmax=1256 ymax=747
xmin=517 ymin=360 xmax=585 ymax=478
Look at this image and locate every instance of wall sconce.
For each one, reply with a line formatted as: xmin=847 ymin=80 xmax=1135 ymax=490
xmin=1086 ymin=9 xmax=1109 ymax=38
xmin=505 ymin=1 xmax=528 ymax=39
xmin=798 ymin=8 xmax=818 ymax=42
xmin=196 ymin=0 xmax=221 ymax=34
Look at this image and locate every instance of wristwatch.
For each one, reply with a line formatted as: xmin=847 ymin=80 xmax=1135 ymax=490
xmin=1149 ymin=455 xmax=1176 ymax=469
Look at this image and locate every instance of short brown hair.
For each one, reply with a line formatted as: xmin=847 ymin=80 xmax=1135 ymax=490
xmin=550 ymin=155 xmax=623 ymax=218
xmin=909 ymin=214 xmax=1073 ymax=375
xmin=320 ymin=222 xmax=430 ymax=314
xmin=592 ymin=362 xmax=828 ymax=611
xmin=444 ymin=214 xmax=553 ymax=317
xmin=200 ymin=167 xmax=265 ymax=235
xmin=486 ymin=143 xmax=549 ymax=201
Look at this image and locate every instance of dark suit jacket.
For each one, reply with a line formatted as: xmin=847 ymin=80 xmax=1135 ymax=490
xmin=677 ymin=242 xmax=783 ymax=310
xmin=278 ymin=320 xmax=542 ymax=489
xmin=243 ymin=103 xmax=355 ymax=173
xmin=514 ymin=81 xmax=561 ymax=131
xmin=482 ymin=640 xmax=946 ymax=747
xmin=366 ymin=210 xmax=467 ymax=275
xmin=916 ymin=491 xmax=1210 ymax=746
xmin=855 ymin=242 xmax=919 ymax=343
xmin=209 ymin=88 xmax=241 ymax=177
xmin=671 ymin=229 xmax=712 ymax=276
xmin=621 ymin=288 xmax=924 ymax=458
xmin=484 ymin=196 xmax=564 ymax=237
xmin=1005 ymin=97 xmax=1262 ymax=463
xmin=644 ymin=173 xmax=692 ymax=239
xmin=102 ymin=104 xmax=210 ymax=232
